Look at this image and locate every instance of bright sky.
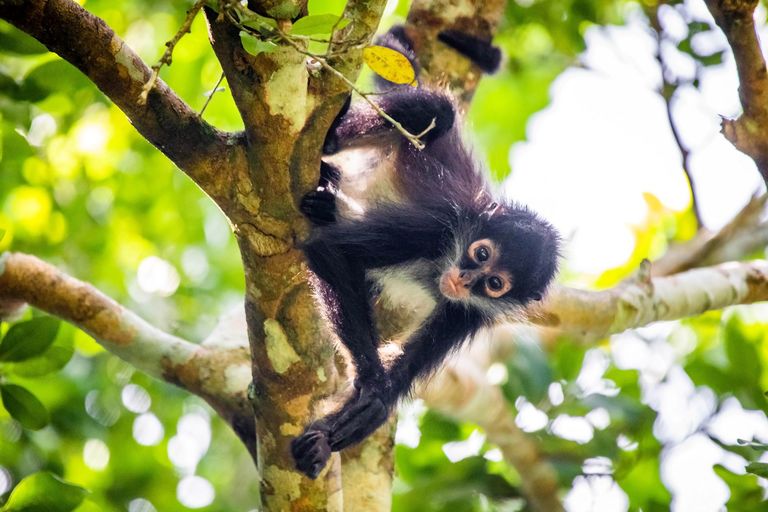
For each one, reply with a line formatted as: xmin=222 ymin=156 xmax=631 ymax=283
xmin=506 ymin=0 xmax=765 ymax=276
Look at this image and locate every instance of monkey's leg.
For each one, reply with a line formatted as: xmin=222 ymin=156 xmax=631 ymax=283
xmin=323 ymin=88 xmax=456 ymax=154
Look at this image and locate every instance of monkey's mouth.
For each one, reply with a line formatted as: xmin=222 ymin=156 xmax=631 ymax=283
xmin=439 ymin=269 xmax=471 ymax=300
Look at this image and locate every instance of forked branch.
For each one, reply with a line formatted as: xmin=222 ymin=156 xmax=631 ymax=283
xmin=0 ymin=0 xmax=239 ymax=200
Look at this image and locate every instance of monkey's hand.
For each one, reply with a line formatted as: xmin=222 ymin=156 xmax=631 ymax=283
xmin=300 ymin=188 xmax=336 ymax=226
xmin=291 ymin=422 xmax=332 ymax=479
xmin=291 ymin=386 xmax=392 ymax=478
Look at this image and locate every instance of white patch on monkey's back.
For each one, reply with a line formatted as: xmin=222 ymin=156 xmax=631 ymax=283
xmin=368 ymin=261 xmax=437 ymax=324
xmin=325 ymin=145 xmax=401 ymax=219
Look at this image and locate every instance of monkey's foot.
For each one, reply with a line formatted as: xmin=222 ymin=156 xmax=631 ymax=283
xmin=291 ymin=426 xmax=332 ymax=479
xmin=327 ymin=388 xmax=390 ymax=452
xmin=300 ymin=189 xmax=336 ymax=226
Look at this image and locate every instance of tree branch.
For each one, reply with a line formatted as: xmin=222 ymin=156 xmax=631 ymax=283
xmin=421 ymin=356 xmax=564 ymax=512
xmin=651 ymin=193 xmax=768 ymax=276
xmin=0 ymin=0 xmax=242 ymax=204
xmin=704 ymin=0 xmax=768 ymax=182
xmin=532 ymin=260 xmax=768 ymax=341
xmin=405 ymin=0 xmax=506 ymax=105
xmin=0 ymin=252 xmax=255 ymax=454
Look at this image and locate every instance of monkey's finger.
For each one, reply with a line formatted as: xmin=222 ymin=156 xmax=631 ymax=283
xmin=291 ymin=429 xmax=324 ymax=455
xmin=328 ymin=397 xmax=389 ymax=451
xmin=291 ymin=429 xmax=331 ymax=479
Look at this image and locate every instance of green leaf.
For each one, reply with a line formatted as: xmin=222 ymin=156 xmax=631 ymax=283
xmin=724 ymin=315 xmax=762 ymax=384
xmin=696 ymin=50 xmax=724 ymax=67
xmin=239 ymin=31 xmax=278 ymax=56
xmin=0 ymin=383 xmax=49 ymax=430
xmin=503 ymin=339 xmax=553 ymax=403
xmin=0 ymin=316 xmax=59 ymax=362
xmin=746 ymin=462 xmax=768 ymax=478
xmin=2 ymin=472 xmax=87 ymax=512
xmin=21 ymin=60 xmax=93 ymax=101
xmin=737 ymin=439 xmax=768 ymax=451
xmin=242 ymin=13 xmax=278 ymax=33
xmin=291 ymin=14 xmax=349 ymax=36
xmin=0 ymin=30 xmax=48 ymax=55
xmin=7 ymin=326 xmax=74 ymax=377
xmin=715 ymin=464 xmax=766 ymax=509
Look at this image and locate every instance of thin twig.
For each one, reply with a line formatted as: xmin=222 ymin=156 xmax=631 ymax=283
xmin=279 ymin=34 xmax=429 ymax=149
xmin=200 ymin=72 xmax=225 ymax=116
xmin=139 ymin=0 xmax=207 ymax=105
xmin=648 ymin=4 xmax=704 ymax=229
xmin=224 ymin=4 xmax=431 ymax=149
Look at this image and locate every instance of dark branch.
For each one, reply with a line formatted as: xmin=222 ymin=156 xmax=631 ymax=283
xmin=705 ymin=0 xmax=768 ymax=182
xmin=0 ymin=0 xmax=240 ymax=200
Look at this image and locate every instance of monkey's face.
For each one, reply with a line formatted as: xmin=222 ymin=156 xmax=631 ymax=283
xmin=438 ymin=208 xmax=560 ymax=308
xmin=438 ymin=238 xmax=513 ymax=301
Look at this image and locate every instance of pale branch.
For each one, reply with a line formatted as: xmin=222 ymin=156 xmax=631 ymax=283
xmin=651 ymin=193 xmax=768 ymax=277
xmin=704 ymin=0 xmax=768 ymax=182
xmin=421 ymin=354 xmax=564 ymax=512
xmin=0 ymin=0 xmax=241 ymax=202
xmin=340 ymin=417 xmax=396 ymax=511
xmin=0 ymin=252 xmax=254 ymax=451
xmin=139 ymin=0 xmax=208 ymax=105
xmin=531 ymin=260 xmax=768 ymax=341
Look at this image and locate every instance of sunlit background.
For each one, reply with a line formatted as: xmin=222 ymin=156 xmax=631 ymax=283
xmin=2 ymin=0 xmax=768 ymax=509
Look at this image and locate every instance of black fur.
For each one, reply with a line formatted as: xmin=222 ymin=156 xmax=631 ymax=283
xmin=438 ymin=29 xmax=503 ymax=73
xmin=291 ymin=27 xmax=559 ymax=479
xmin=323 ymin=88 xmax=456 ymax=153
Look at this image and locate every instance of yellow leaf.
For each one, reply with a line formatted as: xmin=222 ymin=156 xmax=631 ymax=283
xmin=363 ymin=45 xmax=416 ymax=86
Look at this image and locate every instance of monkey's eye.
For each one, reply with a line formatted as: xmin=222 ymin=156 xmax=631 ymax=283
xmin=475 ymin=246 xmax=490 ymax=262
xmin=487 ymin=276 xmax=504 ymax=291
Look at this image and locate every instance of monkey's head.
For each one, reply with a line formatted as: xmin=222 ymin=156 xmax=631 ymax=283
xmin=438 ymin=204 xmax=560 ymax=310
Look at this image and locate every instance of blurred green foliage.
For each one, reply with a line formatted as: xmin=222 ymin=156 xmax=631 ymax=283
xmin=1 ymin=0 xmax=767 ymax=510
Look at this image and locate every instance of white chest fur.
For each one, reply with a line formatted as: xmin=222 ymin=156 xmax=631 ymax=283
xmin=368 ymin=262 xmax=437 ymax=323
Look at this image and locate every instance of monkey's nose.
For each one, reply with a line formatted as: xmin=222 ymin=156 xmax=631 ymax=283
xmin=458 ymin=270 xmax=475 ymax=287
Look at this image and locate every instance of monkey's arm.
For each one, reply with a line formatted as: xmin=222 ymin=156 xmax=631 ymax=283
xmin=302 ymin=202 xmax=449 ymax=376
xmin=387 ymin=302 xmax=486 ymax=398
xmin=303 ymin=236 xmax=384 ymax=384
xmin=292 ymin=302 xmax=486 ymax=478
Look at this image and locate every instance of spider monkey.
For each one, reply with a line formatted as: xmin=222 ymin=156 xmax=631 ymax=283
xmin=292 ymin=26 xmax=559 ymax=479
